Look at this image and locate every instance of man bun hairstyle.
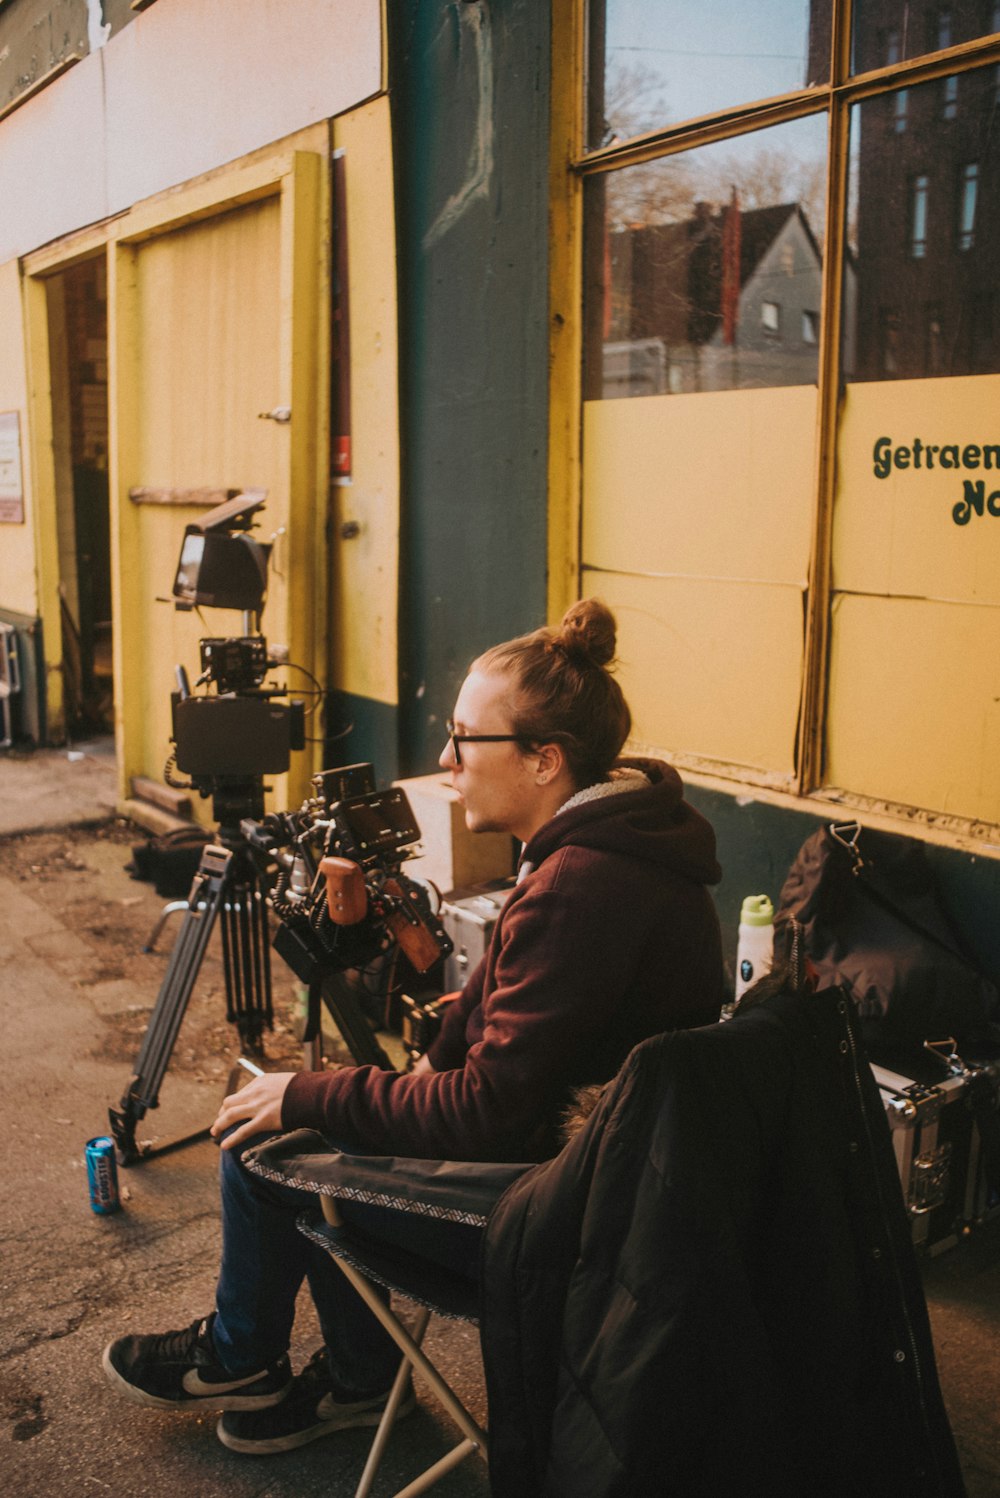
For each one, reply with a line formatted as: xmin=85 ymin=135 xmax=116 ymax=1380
xmin=475 ymin=598 xmax=631 ymax=788
xmin=556 ymin=597 xmax=617 ymax=669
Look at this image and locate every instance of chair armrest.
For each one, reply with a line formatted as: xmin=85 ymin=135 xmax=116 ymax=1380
xmin=243 ymin=1128 xmax=531 ymax=1226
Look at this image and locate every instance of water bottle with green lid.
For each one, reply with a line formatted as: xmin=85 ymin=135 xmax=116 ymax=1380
xmin=734 ymin=894 xmax=774 ymax=1002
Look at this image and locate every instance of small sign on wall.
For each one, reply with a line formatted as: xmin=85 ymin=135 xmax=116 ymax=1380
xmin=0 ymin=411 xmax=24 ymax=524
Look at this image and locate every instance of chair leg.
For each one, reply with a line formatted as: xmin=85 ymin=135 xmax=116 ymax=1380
xmin=393 ymin=1439 xmax=482 ymax=1498
xmin=355 ymin=1306 xmax=429 ymax=1498
xmin=333 ymin=1257 xmax=488 ymax=1497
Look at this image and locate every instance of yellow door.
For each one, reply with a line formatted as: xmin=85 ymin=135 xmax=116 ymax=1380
xmin=108 ymin=148 xmax=328 ymax=815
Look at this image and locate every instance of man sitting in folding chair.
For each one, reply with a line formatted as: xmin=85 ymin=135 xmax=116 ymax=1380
xmin=102 ymin=598 xmax=725 ymax=1457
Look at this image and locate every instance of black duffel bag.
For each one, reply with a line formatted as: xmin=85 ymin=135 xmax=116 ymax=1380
xmin=775 ymin=821 xmax=999 ymax=1065
xmin=126 ymin=823 xmax=212 ymax=898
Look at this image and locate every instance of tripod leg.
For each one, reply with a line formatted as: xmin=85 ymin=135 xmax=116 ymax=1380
xmin=109 ymin=847 xmax=232 ymax=1163
xmin=251 ymin=884 xmax=273 ymax=1032
xmin=320 ymin=973 xmax=395 ymax=1070
xmin=219 ymin=871 xmax=272 ymax=1053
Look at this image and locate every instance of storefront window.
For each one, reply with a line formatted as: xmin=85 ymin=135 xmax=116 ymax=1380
xmin=846 ymin=66 xmax=1000 ymax=382
xmin=578 ymin=0 xmax=1000 ymax=827
xmin=585 ymin=114 xmax=828 ymax=398
xmin=587 ymin=0 xmax=829 ymax=149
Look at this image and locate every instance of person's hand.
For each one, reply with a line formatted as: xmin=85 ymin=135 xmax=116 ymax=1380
xmin=210 ymin=1072 xmax=296 ymax=1152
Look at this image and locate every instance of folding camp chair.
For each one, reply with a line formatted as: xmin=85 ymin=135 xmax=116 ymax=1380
xmin=244 ymin=1130 xmax=528 ymax=1498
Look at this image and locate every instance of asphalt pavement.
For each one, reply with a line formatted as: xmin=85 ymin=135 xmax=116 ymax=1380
xmin=0 ymin=739 xmax=489 ymax=1497
xmin=0 ymin=740 xmax=998 ymax=1496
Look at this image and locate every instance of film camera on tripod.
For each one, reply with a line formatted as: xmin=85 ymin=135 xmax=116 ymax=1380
xmin=109 ymin=491 xmax=451 ymax=1165
xmin=169 ymin=488 xmax=304 ymax=821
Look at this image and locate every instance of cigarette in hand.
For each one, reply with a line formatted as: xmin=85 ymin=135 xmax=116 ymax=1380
xmin=237 ymin=1056 xmax=265 ymax=1078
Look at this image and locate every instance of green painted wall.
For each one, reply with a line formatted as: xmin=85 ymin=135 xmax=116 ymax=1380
xmin=324 ymin=690 xmax=401 ymax=789
xmin=388 ymin=0 xmax=552 ymax=776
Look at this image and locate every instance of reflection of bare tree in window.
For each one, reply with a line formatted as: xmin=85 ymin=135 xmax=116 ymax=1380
xmin=606 ymin=162 xmax=693 ymax=232
xmin=603 ymin=61 xmax=691 ymax=230
xmin=606 ymin=130 xmax=825 ymax=243
xmin=696 ymin=145 xmax=827 ymax=246
xmin=603 ymin=58 xmax=670 ymax=145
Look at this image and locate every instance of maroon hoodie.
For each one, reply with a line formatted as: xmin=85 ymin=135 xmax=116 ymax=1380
xmin=281 ymin=759 xmax=723 ymax=1161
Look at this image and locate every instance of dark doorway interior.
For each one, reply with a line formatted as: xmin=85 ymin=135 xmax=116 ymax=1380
xmin=47 ymin=257 xmax=113 ymax=736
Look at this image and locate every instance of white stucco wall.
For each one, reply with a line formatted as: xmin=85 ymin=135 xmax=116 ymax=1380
xmin=0 ymin=0 xmax=382 ymax=264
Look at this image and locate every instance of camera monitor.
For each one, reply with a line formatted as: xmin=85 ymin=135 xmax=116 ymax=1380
xmin=172 ymin=489 xmax=270 ymax=612
xmin=172 ymin=531 xmax=270 ymax=611
xmin=333 ymin=788 xmax=422 ymax=861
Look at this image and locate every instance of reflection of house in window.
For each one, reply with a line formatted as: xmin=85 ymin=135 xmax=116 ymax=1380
xmin=602 ymin=200 xmax=828 ymax=395
xmin=910 ymin=174 xmax=929 ymax=257
xmin=842 ymin=6 xmax=1000 ymax=382
xmin=958 ymin=162 xmax=978 ymax=249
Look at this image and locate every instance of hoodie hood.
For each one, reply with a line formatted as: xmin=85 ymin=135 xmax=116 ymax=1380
xmin=522 ymin=757 xmax=722 ymax=886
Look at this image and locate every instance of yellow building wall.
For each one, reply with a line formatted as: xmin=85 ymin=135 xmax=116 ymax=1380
xmin=3 ymin=21 xmax=396 ymax=809
xmin=582 ymin=385 xmax=816 ymax=785
xmin=826 ymin=374 xmax=1000 ymax=824
xmin=0 ymin=259 xmax=38 ymax=617
xmin=15 ymin=126 xmax=331 ymax=809
xmin=328 ymin=96 xmax=400 ymax=709
xmin=15 ymin=91 xmax=401 ymax=807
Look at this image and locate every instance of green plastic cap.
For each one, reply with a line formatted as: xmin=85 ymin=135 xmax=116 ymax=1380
xmin=740 ymin=894 xmax=774 ymax=927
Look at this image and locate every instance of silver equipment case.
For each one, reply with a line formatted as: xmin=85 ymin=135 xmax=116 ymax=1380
xmin=440 ymin=882 xmax=516 ymax=993
xmin=873 ymin=1041 xmax=1000 ymax=1255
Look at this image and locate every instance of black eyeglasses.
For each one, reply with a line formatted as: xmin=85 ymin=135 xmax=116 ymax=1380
xmin=445 ymin=720 xmax=526 ymax=766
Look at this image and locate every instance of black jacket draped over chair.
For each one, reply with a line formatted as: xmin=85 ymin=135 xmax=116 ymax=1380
xmin=248 ymin=982 xmax=967 ymax=1498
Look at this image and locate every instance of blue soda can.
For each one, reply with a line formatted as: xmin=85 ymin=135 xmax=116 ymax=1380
xmin=86 ymin=1136 xmax=121 ymax=1214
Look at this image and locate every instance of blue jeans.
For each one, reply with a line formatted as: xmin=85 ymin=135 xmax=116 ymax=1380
xmin=211 ymin=1133 xmax=483 ymax=1393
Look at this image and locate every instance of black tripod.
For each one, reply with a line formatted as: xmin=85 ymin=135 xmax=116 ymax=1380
xmin=109 ymin=780 xmax=399 ymax=1165
xmin=109 ymin=780 xmax=275 ymax=1165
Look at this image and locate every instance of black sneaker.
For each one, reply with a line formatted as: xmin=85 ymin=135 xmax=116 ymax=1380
xmin=102 ymin=1313 xmax=291 ymax=1411
xmin=216 ymin=1347 xmax=415 ymax=1454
